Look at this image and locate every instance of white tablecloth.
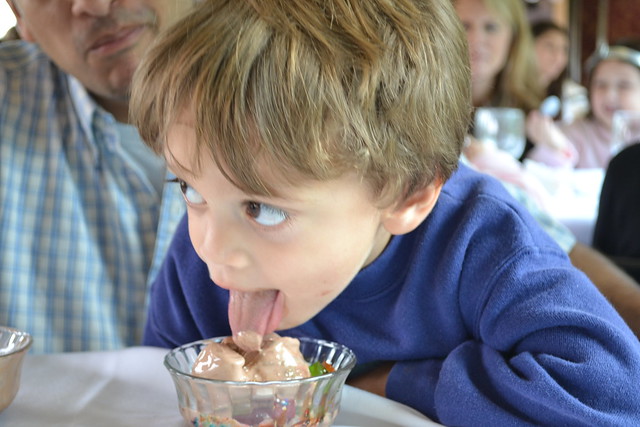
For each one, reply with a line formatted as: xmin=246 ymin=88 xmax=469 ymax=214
xmin=0 ymin=347 xmax=440 ymax=427
xmin=524 ymin=162 xmax=605 ymax=246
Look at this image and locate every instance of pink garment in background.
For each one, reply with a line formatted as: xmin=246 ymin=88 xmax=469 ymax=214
xmin=559 ymin=118 xmax=612 ymax=169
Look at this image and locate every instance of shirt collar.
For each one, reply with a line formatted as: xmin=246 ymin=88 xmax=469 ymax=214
xmin=67 ymin=73 xmax=119 ymax=166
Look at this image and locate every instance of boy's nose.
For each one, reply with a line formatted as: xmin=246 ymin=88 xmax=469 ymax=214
xmin=71 ymin=0 xmax=113 ymax=17
xmin=195 ymin=218 xmax=250 ymax=270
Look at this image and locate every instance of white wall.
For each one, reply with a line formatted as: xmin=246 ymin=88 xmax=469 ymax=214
xmin=1 ymin=3 xmax=17 ymax=37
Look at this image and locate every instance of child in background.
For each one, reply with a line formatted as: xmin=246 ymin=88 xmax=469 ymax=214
xmin=528 ymin=39 xmax=640 ymax=169
xmin=533 ymin=21 xmax=570 ymax=108
xmin=131 ymin=0 xmax=640 ymax=425
xmin=531 ymin=20 xmax=588 ymax=123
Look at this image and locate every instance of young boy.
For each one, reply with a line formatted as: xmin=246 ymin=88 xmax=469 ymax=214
xmin=131 ymin=0 xmax=640 ymax=424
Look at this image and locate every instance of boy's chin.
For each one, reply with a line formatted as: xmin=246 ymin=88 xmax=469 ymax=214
xmin=278 ymin=312 xmax=320 ymax=331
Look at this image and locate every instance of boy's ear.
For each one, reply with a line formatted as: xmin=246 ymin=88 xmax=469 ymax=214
xmin=381 ymin=180 xmax=443 ymax=235
xmin=7 ymin=1 xmax=34 ymax=43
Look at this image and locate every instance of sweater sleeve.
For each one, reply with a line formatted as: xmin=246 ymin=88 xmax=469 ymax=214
xmin=386 ymin=246 xmax=640 ymax=425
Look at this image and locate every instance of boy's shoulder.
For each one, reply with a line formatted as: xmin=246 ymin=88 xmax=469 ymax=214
xmin=433 ymin=163 xmax=559 ymax=250
xmin=440 ymin=163 xmax=514 ymax=206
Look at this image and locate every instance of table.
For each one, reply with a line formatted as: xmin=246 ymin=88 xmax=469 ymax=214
xmin=546 ymin=168 xmax=604 ymax=246
xmin=524 ymin=161 xmax=605 ymax=246
xmin=0 ymin=347 xmax=440 ymax=427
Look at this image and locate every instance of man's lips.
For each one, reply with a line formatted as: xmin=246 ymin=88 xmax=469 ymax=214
xmin=88 ymin=25 xmax=146 ymax=56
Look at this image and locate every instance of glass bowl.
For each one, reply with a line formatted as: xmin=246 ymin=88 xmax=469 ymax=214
xmin=0 ymin=326 xmax=32 ymax=413
xmin=164 ymin=336 xmax=357 ymax=427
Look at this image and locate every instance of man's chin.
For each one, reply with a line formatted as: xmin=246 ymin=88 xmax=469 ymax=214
xmin=107 ymin=63 xmax=137 ymax=95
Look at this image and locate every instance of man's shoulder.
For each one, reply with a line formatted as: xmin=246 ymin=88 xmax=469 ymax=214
xmin=0 ymin=41 xmax=50 ymax=73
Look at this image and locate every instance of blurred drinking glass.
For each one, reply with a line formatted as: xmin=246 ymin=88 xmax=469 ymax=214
xmin=611 ymin=110 xmax=640 ymax=156
xmin=474 ymin=107 xmax=526 ymax=159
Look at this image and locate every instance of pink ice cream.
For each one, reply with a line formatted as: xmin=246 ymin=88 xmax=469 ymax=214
xmin=191 ymin=333 xmax=311 ymax=382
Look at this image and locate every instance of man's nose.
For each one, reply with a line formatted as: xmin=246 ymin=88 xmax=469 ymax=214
xmin=71 ymin=0 xmax=113 ymax=17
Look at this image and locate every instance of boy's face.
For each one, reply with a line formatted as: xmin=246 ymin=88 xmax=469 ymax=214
xmin=165 ymin=111 xmax=408 ymax=333
xmin=590 ymin=60 xmax=640 ymax=129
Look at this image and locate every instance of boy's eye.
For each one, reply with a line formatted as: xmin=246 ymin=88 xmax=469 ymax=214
xmin=246 ymin=202 xmax=288 ymax=226
xmin=175 ymin=179 xmax=205 ymax=205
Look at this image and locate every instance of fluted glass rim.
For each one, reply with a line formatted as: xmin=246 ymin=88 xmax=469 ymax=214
xmin=164 ymin=336 xmax=357 ymax=385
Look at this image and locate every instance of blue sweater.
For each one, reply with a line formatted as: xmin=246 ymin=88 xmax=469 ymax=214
xmin=144 ymin=164 xmax=640 ymax=425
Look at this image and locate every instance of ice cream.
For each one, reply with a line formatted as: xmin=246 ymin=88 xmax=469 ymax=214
xmin=166 ymin=336 xmax=354 ymax=427
xmin=191 ymin=333 xmax=311 ymax=382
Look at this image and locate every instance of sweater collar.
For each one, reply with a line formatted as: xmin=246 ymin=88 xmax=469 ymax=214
xmin=339 ymin=231 xmax=417 ymax=300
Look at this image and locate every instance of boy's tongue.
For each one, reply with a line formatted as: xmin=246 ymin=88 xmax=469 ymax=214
xmin=228 ymin=289 xmax=283 ymax=352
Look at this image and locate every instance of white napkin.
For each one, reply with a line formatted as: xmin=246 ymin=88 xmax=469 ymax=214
xmin=0 ymin=346 xmax=440 ymax=427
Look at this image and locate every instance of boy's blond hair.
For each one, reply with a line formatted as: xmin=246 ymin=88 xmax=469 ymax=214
xmin=132 ymin=0 xmax=471 ymax=203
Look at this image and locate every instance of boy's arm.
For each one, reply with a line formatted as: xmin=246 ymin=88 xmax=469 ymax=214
xmin=491 ymin=172 xmax=640 ymax=338
xmin=569 ymin=242 xmax=640 ymax=338
xmin=343 ymin=243 xmax=640 ymax=399
xmin=345 ymin=362 xmax=392 ymax=396
xmin=385 ymin=250 xmax=640 ymax=425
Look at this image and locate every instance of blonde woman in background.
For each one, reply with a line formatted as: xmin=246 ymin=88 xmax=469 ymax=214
xmin=456 ymin=0 xmax=578 ymax=167
xmin=454 ymin=0 xmax=552 ymax=204
xmin=456 ymin=0 xmax=543 ymax=114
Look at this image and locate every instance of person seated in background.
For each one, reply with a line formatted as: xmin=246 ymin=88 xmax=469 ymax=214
xmin=454 ymin=0 xmax=640 ymax=338
xmin=131 ymin=0 xmax=640 ymax=424
xmin=454 ymin=0 xmax=542 ymax=115
xmin=527 ymin=39 xmax=640 ymax=169
xmin=454 ymin=0 xmax=577 ymax=171
xmin=531 ymin=20 xmax=588 ymax=123
xmin=593 ymin=143 xmax=640 ymax=282
xmin=0 ymin=0 xmax=193 ymax=353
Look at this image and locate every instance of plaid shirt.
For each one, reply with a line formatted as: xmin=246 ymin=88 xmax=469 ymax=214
xmin=0 ymin=42 xmax=185 ymax=353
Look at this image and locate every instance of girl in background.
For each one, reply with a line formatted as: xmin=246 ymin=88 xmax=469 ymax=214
xmin=528 ymin=39 xmax=640 ymax=169
xmin=531 ymin=20 xmax=588 ymax=123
